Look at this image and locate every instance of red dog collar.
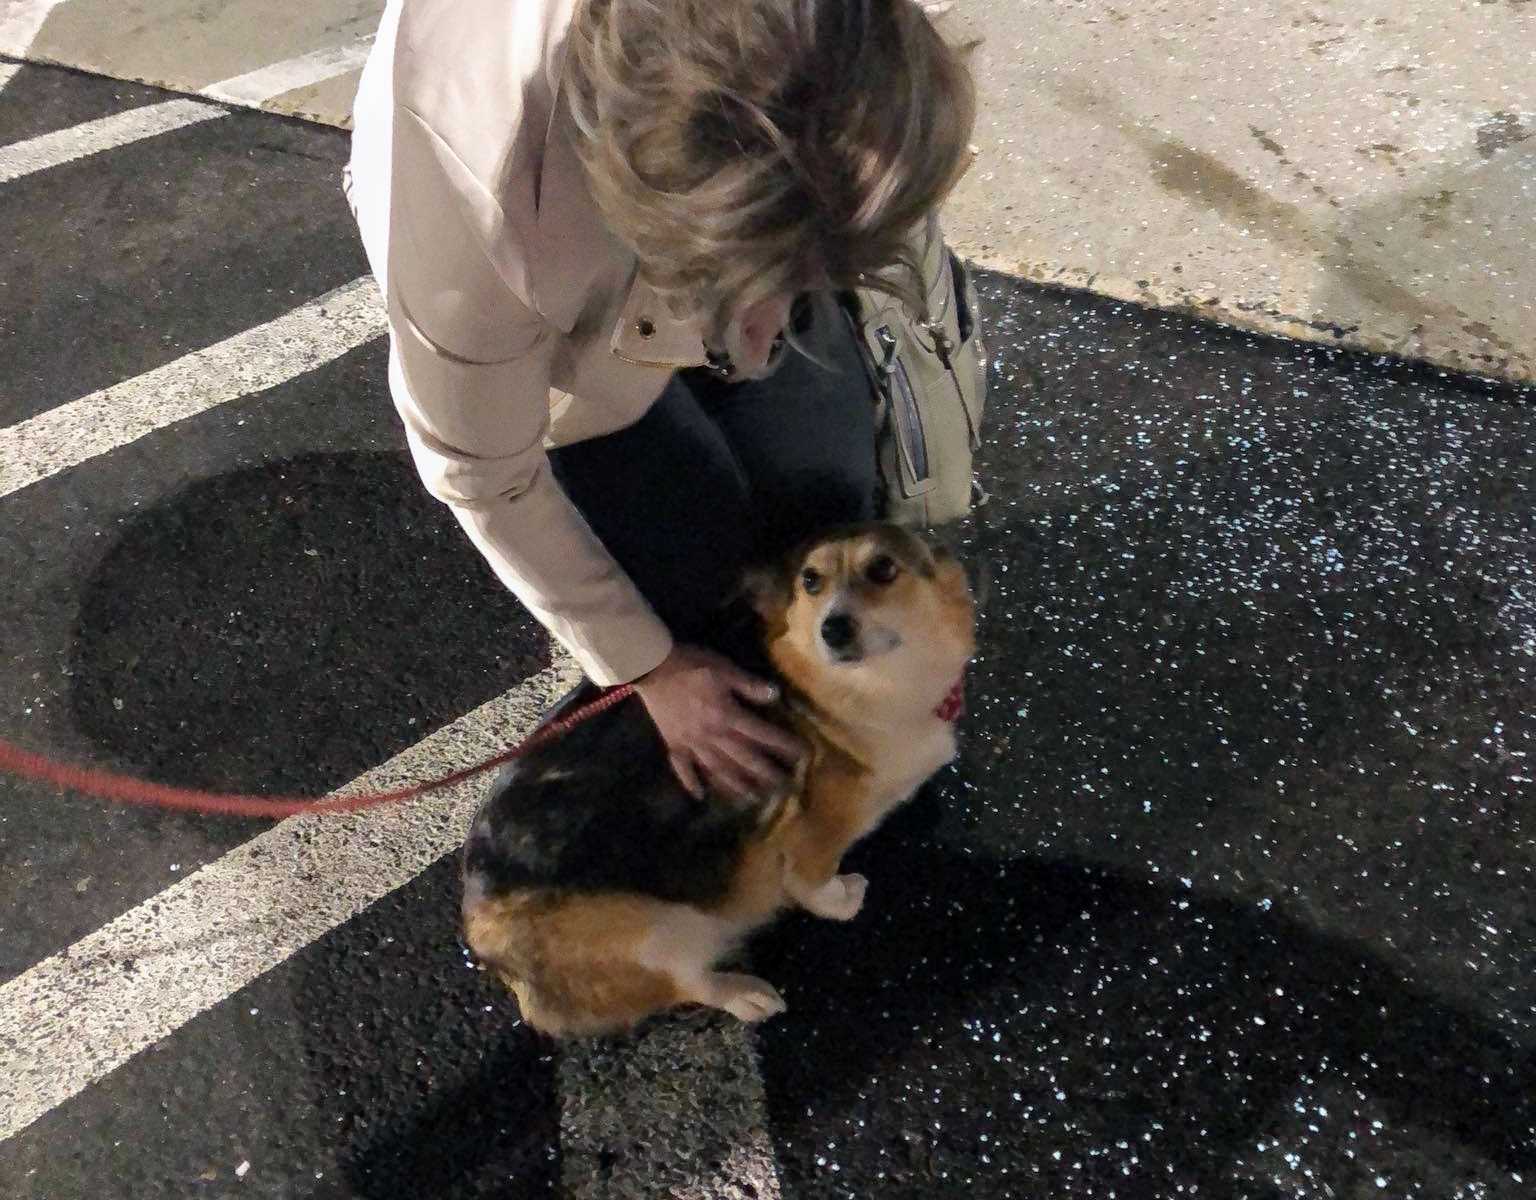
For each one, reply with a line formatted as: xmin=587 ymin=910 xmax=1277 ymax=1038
xmin=935 ymin=677 xmax=965 ymax=723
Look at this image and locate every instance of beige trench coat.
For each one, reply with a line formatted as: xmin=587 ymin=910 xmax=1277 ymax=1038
xmin=349 ymin=0 xmax=721 ymax=685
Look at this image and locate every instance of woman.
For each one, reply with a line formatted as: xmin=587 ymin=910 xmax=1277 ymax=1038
xmin=346 ymin=0 xmax=976 ymax=801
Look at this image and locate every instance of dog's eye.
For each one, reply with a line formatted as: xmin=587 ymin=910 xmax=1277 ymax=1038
xmin=800 ymin=567 xmax=823 ymax=595
xmin=866 ymin=555 xmax=900 ymax=585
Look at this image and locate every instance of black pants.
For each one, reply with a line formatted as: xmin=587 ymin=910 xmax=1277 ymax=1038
xmin=549 ymin=295 xmax=879 ymax=659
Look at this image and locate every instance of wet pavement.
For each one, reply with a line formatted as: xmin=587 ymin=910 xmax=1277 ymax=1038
xmin=3 ymin=58 xmax=1535 ymax=1199
xmin=756 ymin=274 xmax=1536 ymax=1197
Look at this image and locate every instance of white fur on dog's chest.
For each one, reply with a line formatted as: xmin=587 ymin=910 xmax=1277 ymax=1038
xmin=864 ymin=721 xmax=958 ymax=822
xmin=903 ymin=721 xmax=959 ymax=781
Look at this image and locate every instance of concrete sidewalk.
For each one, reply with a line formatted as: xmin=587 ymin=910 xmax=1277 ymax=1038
xmin=3 ymin=0 xmax=1533 ymax=383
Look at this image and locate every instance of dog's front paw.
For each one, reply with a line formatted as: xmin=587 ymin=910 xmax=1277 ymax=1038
xmin=708 ymin=972 xmax=788 ymax=1024
xmin=811 ymin=872 xmax=867 ymax=921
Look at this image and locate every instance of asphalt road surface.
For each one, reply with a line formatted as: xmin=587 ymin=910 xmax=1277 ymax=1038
xmin=2 ymin=59 xmax=1534 ymax=1200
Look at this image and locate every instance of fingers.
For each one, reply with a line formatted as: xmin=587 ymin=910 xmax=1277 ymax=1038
xmin=639 ymin=645 xmax=806 ymax=802
xmin=668 ymin=751 xmax=706 ymax=800
xmin=670 ymin=733 xmax=768 ymax=804
xmin=695 ymin=747 xmax=766 ymax=803
xmin=731 ymin=708 xmax=805 ymax=766
xmin=707 ymin=695 xmax=805 ymax=797
xmin=701 ymin=714 xmax=807 ymax=800
xmin=724 ymin=664 xmax=780 ymax=707
xmin=706 ymin=735 xmax=789 ymax=799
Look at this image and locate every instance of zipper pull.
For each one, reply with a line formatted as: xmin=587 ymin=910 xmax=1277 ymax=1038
xmin=930 ymin=326 xmax=955 ymax=369
xmin=876 ymin=326 xmax=899 ymax=376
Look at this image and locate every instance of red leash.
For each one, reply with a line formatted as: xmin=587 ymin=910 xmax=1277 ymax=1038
xmin=0 ymin=684 xmax=634 ymax=820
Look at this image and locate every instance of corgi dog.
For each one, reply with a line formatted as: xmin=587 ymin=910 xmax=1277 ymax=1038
xmin=460 ymin=523 xmax=975 ymax=1036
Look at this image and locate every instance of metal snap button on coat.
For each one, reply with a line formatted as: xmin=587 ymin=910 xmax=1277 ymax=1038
xmin=635 ymin=317 xmax=656 ymax=338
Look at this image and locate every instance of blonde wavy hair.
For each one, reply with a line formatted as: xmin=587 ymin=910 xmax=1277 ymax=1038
xmin=565 ymin=0 xmax=976 ymax=341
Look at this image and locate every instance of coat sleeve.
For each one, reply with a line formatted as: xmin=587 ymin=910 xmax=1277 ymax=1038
xmin=371 ymin=106 xmax=673 ymax=686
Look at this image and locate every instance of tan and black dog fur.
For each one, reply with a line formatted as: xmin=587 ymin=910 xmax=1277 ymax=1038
xmin=461 ymin=523 xmax=975 ymax=1036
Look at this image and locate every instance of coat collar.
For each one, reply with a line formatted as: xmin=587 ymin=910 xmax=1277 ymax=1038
xmin=608 ymin=271 xmax=712 ymax=370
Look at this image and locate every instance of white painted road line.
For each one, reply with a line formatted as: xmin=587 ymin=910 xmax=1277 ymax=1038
xmin=0 ymin=96 xmax=224 ymax=184
xmin=0 ymin=42 xmax=374 ymax=186
xmin=0 ymin=60 xmax=19 ymax=93
xmin=0 ymin=0 xmax=69 ymax=57
xmin=0 ymin=659 xmax=581 ymax=1145
xmin=0 ymin=276 xmax=386 ymax=499
xmin=200 ymin=35 xmax=374 ymax=108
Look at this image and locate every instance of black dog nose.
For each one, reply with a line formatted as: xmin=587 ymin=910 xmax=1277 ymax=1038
xmin=820 ymin=612 xmax=857 ymax=650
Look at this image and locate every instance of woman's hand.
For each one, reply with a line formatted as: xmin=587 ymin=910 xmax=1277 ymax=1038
xmin=634 ymin=643 xmax=804 ymax=801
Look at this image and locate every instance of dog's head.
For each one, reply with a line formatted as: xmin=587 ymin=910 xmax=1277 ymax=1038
xmin=745 ymin=524 xmax=975 ymax=721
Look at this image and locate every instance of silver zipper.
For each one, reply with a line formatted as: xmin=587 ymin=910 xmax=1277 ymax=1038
xmin=876 ymin=326 xmax=899 ymax=374
xmin=876 ymin=324 xmax=930 ymax=486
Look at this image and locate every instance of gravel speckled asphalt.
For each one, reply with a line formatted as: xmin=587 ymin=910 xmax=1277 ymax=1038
xmin=3 ymin=59 xmax=1534 ymax=1199
xmin=753 ymin=277 xmax=1536 ymax=1198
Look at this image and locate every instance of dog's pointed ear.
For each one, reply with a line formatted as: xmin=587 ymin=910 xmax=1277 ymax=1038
xmin=885 ymin=524 xmax=951 ymax=578
xmin=908 ymin=531 xmax=974 ymax=601
xmin=738 ymin=561 xmax=791 ymax=621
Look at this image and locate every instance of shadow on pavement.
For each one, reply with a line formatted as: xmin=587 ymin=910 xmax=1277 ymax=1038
xmin=756 ymin=824 xmax=1536 ymax=1196
xmin=67 ymin=451 xmax=551 ymax=798
xmin=286 ymin=857 xmax=561 ymax=1200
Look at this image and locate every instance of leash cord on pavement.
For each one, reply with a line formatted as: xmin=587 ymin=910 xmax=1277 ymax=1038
xmin=0 ymin=684 xmax=634 ymax=819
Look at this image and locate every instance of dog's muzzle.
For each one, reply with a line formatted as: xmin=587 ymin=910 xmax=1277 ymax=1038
xmin=820 ymin=612 xmax=860 ymax=662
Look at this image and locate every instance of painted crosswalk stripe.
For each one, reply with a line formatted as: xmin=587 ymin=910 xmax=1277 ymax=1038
xmin=0 ymin=276 xmax=386 ymax=499
xmin=0 ymin=660 xmax=581 ymax=1146
xmin=200 ymin=35 xmax=373 ymax=108
xmin=0 ymin=96 xmax=225 ymax=184
xmin=0 ymin=40 xmax=375 ymax=186
xmin=0 ymin=0 xmax=70 ymax=56
xmin=0 ymin=59 xmax=19 ymax=93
